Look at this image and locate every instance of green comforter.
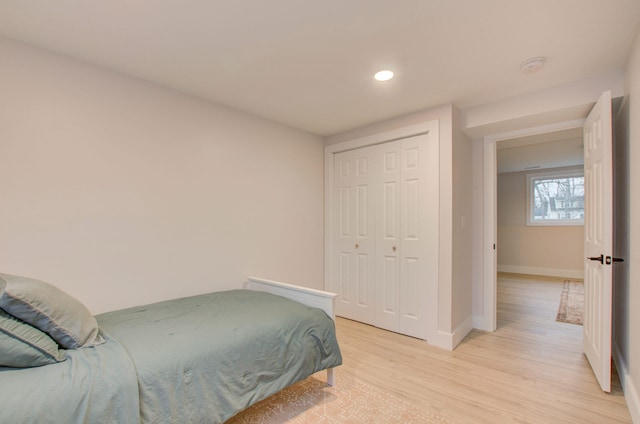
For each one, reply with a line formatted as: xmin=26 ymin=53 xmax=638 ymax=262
xmin=0 ymin=290 xmax=341 ymax=424
xmin=0 ymin=331 xmax=140 ymax=423
xmin=97 ymin=289 xmax=342 ymax=423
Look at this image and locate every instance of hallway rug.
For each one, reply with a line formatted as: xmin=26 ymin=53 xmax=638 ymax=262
xmin=556 ymin=279 xmax=584 ymax=325
xmin=225 ymin=373 xmax=451 ymax=423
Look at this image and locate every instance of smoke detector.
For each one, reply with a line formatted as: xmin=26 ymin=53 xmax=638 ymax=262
xmin=520 ymin=57 xmax=546 ymax=74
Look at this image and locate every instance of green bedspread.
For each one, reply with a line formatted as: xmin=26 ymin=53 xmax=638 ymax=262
xmin=97 ymin=289 xmax=342 ymax=423
xmin=0 ymin=332 xmax=140 ymax=424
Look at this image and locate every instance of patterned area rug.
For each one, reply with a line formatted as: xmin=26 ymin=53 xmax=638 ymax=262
xmin=226 ymin=373 xmax=450 ymax=423
xmin=556 ymin=280 xmax=584 ymax=325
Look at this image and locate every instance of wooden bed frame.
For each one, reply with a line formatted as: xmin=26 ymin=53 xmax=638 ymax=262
xmin=244 ymin=276 xmax=338 ymax=386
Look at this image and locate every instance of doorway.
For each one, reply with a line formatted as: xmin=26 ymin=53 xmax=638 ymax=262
xmin=481 ymin=92 xmax=618 ymax=393
xmin=495 ymin=128 xmax=585 ymax=328
xmin=481 ymin=119 xmax=586 ymax=332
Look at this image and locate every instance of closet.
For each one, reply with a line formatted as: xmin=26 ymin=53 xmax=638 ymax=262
xmin=326 ymin=128 xmax=439 ymax=340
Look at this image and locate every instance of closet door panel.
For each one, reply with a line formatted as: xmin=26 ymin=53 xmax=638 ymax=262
xmin=333 ymin=146 xmax=376 ymax=323
xmin=401 ymin=257 xmax=420 ymax=319
xmin=398 ymin=133 xmax=437 ymax=339
xmin=375 ymin=141 xmax=401 ymax=331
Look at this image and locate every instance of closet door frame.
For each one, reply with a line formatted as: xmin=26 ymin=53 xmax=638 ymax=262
xmin=324 ymin=120 xmax=439 ymax=342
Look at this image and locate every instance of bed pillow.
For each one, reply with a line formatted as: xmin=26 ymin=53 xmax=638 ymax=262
xmin=0 ymin=273 xmax=104 ymax=349
xmin=0 ymin=309 xmax=65 ymax=368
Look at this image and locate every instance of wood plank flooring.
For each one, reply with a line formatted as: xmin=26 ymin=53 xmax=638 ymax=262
xmin=333 ymin=273 xmax=631 ymax=423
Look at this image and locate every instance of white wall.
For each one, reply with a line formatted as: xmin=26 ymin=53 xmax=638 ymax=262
xmin=471 ymin=138 xmax=486 ymax=324
xmin=451 ymin=107 xmax=473 ymax=338
xmin=0 ymin=37 xmax=325 ymax=314
xmin=497 ymin=166 xmax=584 ymax=279
xmin=462 ymin=72 xmax=625 ymax=139
xmin=615 ymin=26 xmax=640 ymax=424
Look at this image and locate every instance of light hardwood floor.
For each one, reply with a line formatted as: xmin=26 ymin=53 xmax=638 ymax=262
xmin=333 ymin=273 xmax=631 ymax=423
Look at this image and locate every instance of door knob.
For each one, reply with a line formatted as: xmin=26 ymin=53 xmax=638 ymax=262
xmin=392 ymin=246 xmax=397 ymax=252
xmin=605 ymin=256 xmax=624 ymax=264
xmin=587 ymin=254 xmax=604 ymax=264
xmin=355 ymin=243 xmax=359 ymax=249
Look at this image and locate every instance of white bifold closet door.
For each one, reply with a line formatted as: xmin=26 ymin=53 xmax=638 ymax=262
xmin=333 ymin=144 xmax=377 ymax=325
xmin=332 ymin=133 xmax=435 ymax=339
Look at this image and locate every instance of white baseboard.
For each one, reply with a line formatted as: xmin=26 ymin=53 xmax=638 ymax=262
xmin=626 ymin=377 xmax=640 ymax=424
xmin=452 ymin=315 xmax=474 ymax=349
xmin=428 ymin=315 xmax=474 ymax=351
xmin=497 ymin=265 xmax=583 ymax=280
xmin=426 ymin=329 xmax=452 ymax=350
xmin=613 ymin=342 xmax=640 ymax=423
xmin=472 ymin=314 xmax=492 ymax=332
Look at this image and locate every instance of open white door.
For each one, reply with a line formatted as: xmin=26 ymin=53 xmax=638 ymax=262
xmin=583 ymin=90 xmax=613 ymax=393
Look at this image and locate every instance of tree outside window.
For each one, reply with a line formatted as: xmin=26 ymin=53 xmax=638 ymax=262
xmin=527 ymin=171 xmax=584 ymax=226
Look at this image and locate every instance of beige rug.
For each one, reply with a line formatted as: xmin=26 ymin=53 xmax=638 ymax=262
xmin=226 ymin=373 xmax=450 ymax=423
xmin=556 ymin=280 xmax=584 ymax=325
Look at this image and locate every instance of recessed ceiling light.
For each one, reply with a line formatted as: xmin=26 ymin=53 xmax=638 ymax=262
xmin=520 ymin=57 xmax=546 ymax=74
xmin=374 ymin=70 xmax=394 ymax=81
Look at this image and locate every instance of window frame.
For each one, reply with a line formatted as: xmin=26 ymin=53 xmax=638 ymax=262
xmin=525 ymin=169 xmax=584 ymax=227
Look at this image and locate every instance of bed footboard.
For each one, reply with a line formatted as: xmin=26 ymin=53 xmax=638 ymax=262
xmin=245 ymin=277 xmax=337 ymax=320
xmin=244 ymin=276 xmax=338 ymax=386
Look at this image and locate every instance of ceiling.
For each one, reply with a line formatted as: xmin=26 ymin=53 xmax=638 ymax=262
xmin=1 ymin=1 xmax=639 ymax=136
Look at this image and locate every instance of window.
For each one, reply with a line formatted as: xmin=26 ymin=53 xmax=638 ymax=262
xmin=526 ymin=170 xmax=584 ymax=226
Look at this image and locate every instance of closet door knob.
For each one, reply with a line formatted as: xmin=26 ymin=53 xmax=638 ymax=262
xmin=392 ymin=246 xmax=397 ymax=252
xmin=355 ymin=243 xmax=359 ymax=249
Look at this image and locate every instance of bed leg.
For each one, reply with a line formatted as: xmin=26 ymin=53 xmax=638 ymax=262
xmin=326 ymin=368 xmax=336 ymax=386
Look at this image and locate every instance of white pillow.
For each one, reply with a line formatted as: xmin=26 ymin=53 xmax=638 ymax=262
xmin=0 ymin=273 xmax=104 ymax=349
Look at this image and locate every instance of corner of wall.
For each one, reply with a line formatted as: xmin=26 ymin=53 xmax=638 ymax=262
xmin=428 ymin=314 xmax=473 ymax=351
xmin=452 ymin=315 xmax=474 ymax=349
xmin=471 ymin=138 xmax=487 ymax=330
xmin=620 ymin=24 xmax=640 ymax=424
xmin=472 ymin=315 xmax=491 ymax=332
xmin=613 ymin=342 xmax=640 ymax=423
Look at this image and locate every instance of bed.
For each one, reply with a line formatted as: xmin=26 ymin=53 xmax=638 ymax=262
xmin=0 ymin=274 xmax=342 ymax=424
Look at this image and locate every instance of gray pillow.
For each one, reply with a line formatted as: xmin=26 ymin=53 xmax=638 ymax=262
xmin=0 ymin=309 xmax=65 ymax=368
xmin=0 ymin=273 xmax=104 ymax=349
